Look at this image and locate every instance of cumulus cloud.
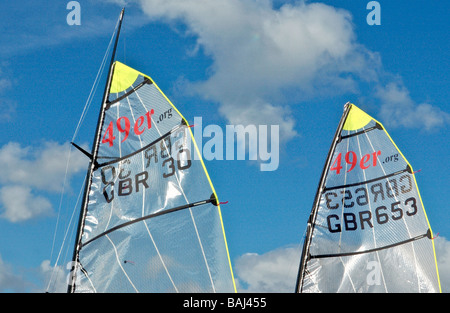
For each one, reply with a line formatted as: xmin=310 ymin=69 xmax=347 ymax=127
xmin=39 ymin=260 xmax=69 ymax=293
xmin=0 ymin=142 xmax=86 ymax=192
xmin=0 ymin=254 xmax=28 ymax=292
xmin=377 ymin=82 xmax=450 ymax=131
xmin=0 ymin=142 xmax=87 ymax=222
xmin=136 ymin=0 xmax=381 ymax=143
xmin=0 ymin=185 xmax=52 ymax=222
xmin=0 ymin=255 xmax=69 ymax=293
xmin=435 ymin=236 xmax=450 ymax=292
xmin=132 ymin=0 xmax=449 ymax=139
xmin=234 ymin=240 xmax=450 ymax=293
xmin=234 ymin=245 xmax=301 ymax=292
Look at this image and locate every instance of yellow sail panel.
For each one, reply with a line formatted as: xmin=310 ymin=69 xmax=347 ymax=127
xmin=342 ymin=104 xmax=372 ymax=131
xmin=298 ymin=103 xmax=440 ymax=293
xmin=74 ymin=62 xmax=236 ymax=293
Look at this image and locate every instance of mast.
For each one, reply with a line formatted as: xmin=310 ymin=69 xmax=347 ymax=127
xmin=295 ymin=102 xmax=351 ymax=293
xmin=68 ymin=8 xmax=125 ymax=293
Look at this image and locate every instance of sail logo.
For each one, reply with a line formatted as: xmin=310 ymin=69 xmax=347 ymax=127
xmin=330 ymin=150 xmax=381 ymax=174
xmin=101 ymin=109 xmax=157 ymax=147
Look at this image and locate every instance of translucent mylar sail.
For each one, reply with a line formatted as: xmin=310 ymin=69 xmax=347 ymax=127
xmin=73 ymin=62 xmax=236 ymax=293
xmin=296 ymin=103 xmax=441 ymax=293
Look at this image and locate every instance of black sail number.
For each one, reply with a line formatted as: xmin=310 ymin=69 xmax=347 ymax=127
xmin=161 ymin=127 xmax=192 ymax=178
xmin=143 ymin=126 xmax=193 ymax=179
xmin=162 ymin=158 xmax=176 ymax=178
xmin=162 ymin=149 xmax=192 ymax=178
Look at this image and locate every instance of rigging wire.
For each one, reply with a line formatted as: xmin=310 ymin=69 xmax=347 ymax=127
xmin=46 ymin=176 xmax=86 ymax=292
xmin=45 ymin=18 xmax=120 ymax=293
xmin=72 ymin=27 xmax=116 ymax=143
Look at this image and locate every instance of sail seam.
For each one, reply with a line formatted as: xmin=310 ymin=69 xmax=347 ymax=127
xmin=338 ymin=130 xmax=357 ymax=291
xmin=125 ymin=92 xmax=178 ymax=292
xmin=134 ymin=88 xmax=217 ymax=292
xmin=310 ymin=232 xmax=429 ymax=259
xmin=106 ymin=234 xmax=139 ymax=292
xmin=358 ymin=129 xmax=388 ymax=291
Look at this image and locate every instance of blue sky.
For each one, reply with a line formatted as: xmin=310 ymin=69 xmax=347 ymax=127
xmin=0 ymin=0 xmax=448 ymax=292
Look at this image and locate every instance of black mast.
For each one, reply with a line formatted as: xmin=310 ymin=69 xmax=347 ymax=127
xmin=295 ymin=102 xmax=352 ymax=293
xmin=68 ymin=8 xmax=125 ymax=293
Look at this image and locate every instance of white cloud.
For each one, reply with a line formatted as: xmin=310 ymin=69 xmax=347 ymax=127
xmin=0 ymin=141 xmax=87 ymax=222
xmin=137 ymin=0 xmax=380 ymax=143
xmin=135 ymin=0 xmax=448 ymax=138
xmin=234 ymin=238 xmax=450 ymax=293
xmin=0 ymin=141 xmax=86 ymax=193
xmin=435 ymin=236 xmax=450 ymax=293
xmin=0 ymin=255 xmax=69 ymax=293
xmin=0 ymin=254 xmax=28 ymax=292
xmin=377 ymin=82 xmax=450 ymax=131
xmin=39 ymin=260 xmax=69 ymax=293
xmin=234 ymin=245 xmax=301 ymax=292
xmin=0 ymin=185 xmax=52 ymax=223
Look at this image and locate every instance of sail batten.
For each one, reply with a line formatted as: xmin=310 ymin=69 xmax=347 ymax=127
xmin=310 ymin=231 xmax=430 ymax=259
xmin=296 ymin=103 xmax=441 ymax=293
xmin=81 ymin=197 xmax=215 ymax=248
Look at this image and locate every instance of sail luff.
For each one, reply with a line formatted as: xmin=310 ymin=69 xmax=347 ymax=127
xmin=68 ymin=8 xmax=125 ymax=293
xmin=295 ymin=102 xmax=352 ymax=292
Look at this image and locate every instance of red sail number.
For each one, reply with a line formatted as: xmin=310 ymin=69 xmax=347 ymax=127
xmin=330 ymin=150 xmax=381 ymax=174
xmin=102 ymin=109 xmax=154 ymax=147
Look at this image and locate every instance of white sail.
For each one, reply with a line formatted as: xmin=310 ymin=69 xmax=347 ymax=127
xmin=68 ymin=10 xmax=235 ymax=293
xmin=296 ymin=103 xmax=441 ymax=293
